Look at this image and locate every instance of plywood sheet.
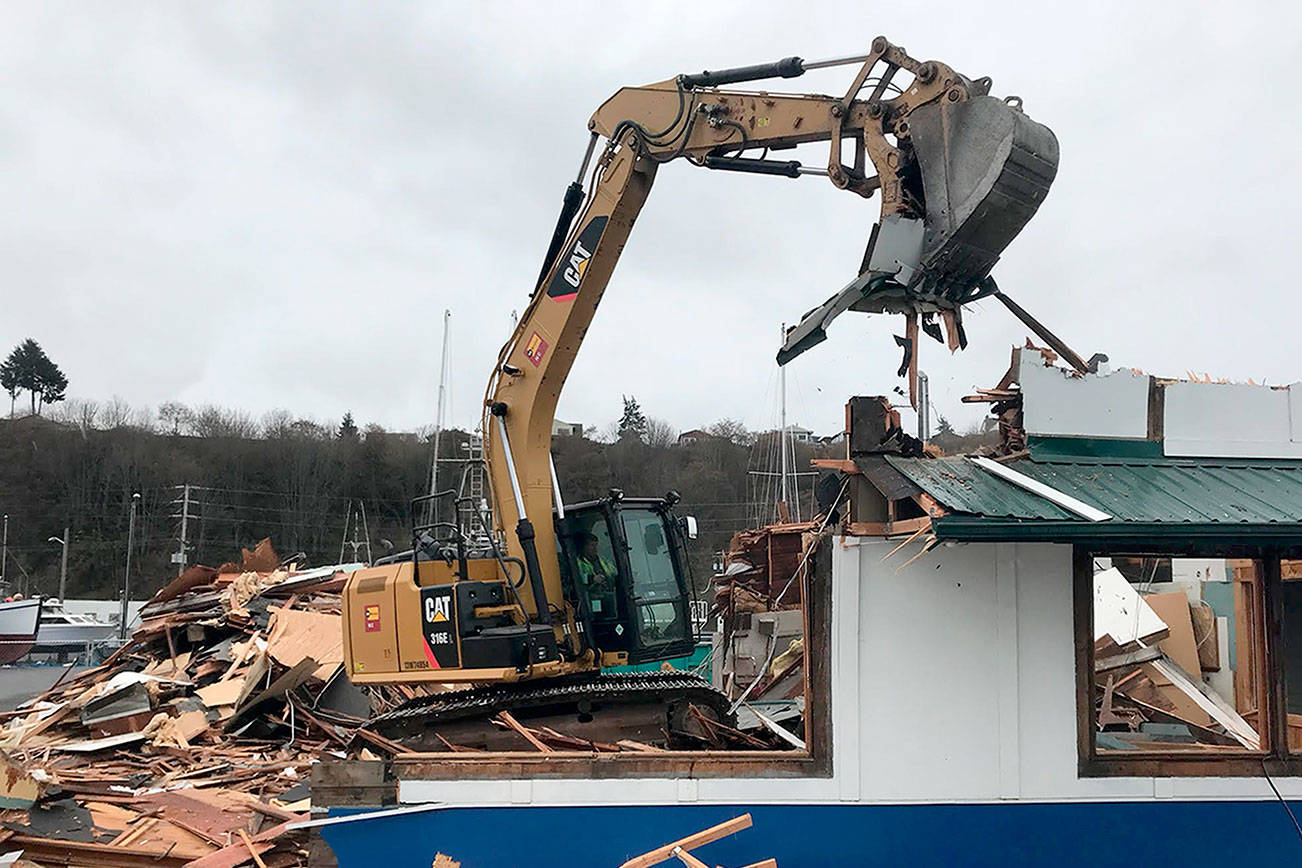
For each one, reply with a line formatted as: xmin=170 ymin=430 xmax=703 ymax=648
xmin=1144 ymin=592 xmax=1201 ymax=677
xmin=266 ymin=606 xmax=342 ymax=680
xmin=194 ymin=678 xmax=245 ymax=709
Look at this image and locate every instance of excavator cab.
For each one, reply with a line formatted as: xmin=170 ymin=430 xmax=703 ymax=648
xmin=557 ymin=495 xmax=698 ymax=666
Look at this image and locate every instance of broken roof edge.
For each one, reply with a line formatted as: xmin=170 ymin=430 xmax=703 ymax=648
xmin=931 ymin=515 xmax=1302 ymax=547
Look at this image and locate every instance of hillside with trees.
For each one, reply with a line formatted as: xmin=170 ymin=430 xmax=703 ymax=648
xmin=0 ymin=397 xmax=832 ymax=602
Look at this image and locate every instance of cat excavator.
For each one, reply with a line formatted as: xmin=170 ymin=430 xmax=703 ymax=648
xmin=341 ymin=37 xmax=1058 ymax=749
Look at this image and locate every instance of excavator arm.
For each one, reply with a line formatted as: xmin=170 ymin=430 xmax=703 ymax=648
xmin=482 ymin=37 xmax=1058 ymax=630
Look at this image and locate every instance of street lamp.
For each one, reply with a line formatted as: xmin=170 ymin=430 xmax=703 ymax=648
xmin=48 ymin=529 xmax=68 ymax=602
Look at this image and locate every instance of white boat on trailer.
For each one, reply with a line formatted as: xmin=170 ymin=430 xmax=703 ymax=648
xmin=32 ymin=599 xmax=117 ymax=656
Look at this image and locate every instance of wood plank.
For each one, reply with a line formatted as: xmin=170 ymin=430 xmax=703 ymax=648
xmin=619 ymin=815 xmax=753 ymax=868
xmin=1144 ymin=592 xmax=1202 ymax=676
xmin=238 ymin=829 xmax=270 ymax=868
xmin=496 ymin=711 xmax=552 ymax=752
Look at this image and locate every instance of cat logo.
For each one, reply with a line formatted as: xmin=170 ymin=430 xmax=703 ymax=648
xmin=563 ymin=240 xmax=592 ymax=288
xmin=363 ymin=604 xmax=381 ymax=632
xmin=424 ymin=595 xmax=451 ymax=624
xmin=546 ymin=216 xmax=608 ymax=301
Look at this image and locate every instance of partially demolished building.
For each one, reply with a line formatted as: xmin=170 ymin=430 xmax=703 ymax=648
xmin=310 ymin=348 xmax=1302 ymax=867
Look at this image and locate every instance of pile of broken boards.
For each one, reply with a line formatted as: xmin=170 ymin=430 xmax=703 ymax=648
xmin=1093 ymin=565 xmax=1260 ymax=751
xmin=708 ymin=523 xmax=817 ymax=751
xmin=0 ymin=539 xmax=371 ymax=868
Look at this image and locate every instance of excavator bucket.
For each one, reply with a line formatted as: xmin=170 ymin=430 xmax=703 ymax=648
xmin=906 ymin=94 xmax=1059 ymax=301
xmin=778 ymin=94 xmax=1057 ymax=365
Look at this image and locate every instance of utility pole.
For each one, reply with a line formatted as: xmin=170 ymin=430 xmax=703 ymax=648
xmin=426 ymin=309 xmax=451 ymax=523
xmin=173 ymin=483 xmax=192 ymax=576
xmin=120 ymin=493 xmax=140 ymax=640
xmin=0 ymin=514 xmax=7 ymax=591
xmin=48 ymin=529 xmax=68 ymax=601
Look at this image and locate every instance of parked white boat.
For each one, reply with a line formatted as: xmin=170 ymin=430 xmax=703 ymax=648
xmin=0 ymin=597 xmax=42 ymax=664
xmin=32 ymin=599 xmax=116 ymax=653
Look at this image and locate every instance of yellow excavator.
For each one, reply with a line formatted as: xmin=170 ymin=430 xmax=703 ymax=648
xmin=341 ymin=37 xmax=1058 ymax=748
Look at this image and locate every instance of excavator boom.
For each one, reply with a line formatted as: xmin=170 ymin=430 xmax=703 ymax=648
xmin=341 ymin=37 xmax=1058 ymax=749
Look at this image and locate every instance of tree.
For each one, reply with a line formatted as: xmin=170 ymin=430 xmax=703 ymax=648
xmin=338 ymin=412 xmax=359 ymax=441
xmin=38 ymin=357 xmax=68 ymax=413
xmin=158 ymin=402 xmax=194 ymax=435
xmin=645 ymin=417 xmax=678 ymax=448
xmin=0 ymin=354 xmax=17 ymax=417
xmin=617 ymin=395 xmax=647 ymax=442
xmin=935 ymin=415 xmax=956 ymax=438
xmin=707 ymin=418 xmax=754 ymax=445
xmin=0 ymin=339 xmax=67 ymax=415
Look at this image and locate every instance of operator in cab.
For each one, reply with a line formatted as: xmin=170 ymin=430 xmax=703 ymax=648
xmin=576 ymin=531 xmax=617 ymax=614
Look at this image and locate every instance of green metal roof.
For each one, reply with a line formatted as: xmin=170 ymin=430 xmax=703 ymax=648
xmin=883 ymin=454 xmax=1302 ymax=544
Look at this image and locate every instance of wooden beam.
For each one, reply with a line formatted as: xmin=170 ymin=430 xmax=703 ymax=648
xmin=993 ymin=291 xmax=1089 ymax=374
xmin=496 ymin=711 xmax=552 ymax=752
xmin=810 ymin=458 xmax=859 ymax=474
xmin=619 ymin=815 xmax=753 ymax=868
xmin=1094 ymin=645 xmax=1162 ymax=673
xmin=846 ymin=517 xmax=932 ymax=537
xmin=238 ymin=829 xmax=270 ymax=868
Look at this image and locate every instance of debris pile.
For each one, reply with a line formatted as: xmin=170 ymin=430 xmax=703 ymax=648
xmin=708 ymin=522 xmax=819 ymax=749
xmin=0 ymin=539 xmax=371 ymax=867
xmin=1092 ymin=565 xmax=1261 ymax=751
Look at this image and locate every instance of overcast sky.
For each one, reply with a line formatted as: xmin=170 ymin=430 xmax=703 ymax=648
xmin=2 ymin=2 xmax=1298 ymax=439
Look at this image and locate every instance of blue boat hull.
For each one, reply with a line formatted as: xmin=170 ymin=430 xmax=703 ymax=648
xmin=318 ymin=800 xmax=1302 ymax=867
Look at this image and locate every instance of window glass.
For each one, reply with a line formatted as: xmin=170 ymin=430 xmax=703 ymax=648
xmin=572 ymin=517 xmax=618 ymax=618
xmin=637 ymin=601 xmax=688 ymax=644
xmin=620 ymin=510 xmax=679 ymax=601
xmin=1091 ymin=556 xmax=1264 ymax=754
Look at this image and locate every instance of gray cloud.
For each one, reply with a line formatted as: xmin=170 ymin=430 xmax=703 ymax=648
xmin=2 ymin=1 xmax=1298 ymax=439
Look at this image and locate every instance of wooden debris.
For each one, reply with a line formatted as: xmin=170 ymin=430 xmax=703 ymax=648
xmin=0 ymin=541 xmax=351 ymax=868
xmin=619 ymin=814 xmax=770 ymax=868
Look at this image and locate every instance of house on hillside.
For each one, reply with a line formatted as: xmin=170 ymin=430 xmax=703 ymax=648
xmin=676 ymin=429 xmax=717 ymax=446
xmin=551 ymin=419 xmax=584 ymax=437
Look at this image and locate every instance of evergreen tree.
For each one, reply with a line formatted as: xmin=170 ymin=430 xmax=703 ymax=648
xmin=0 ymin=353 xmax=18 ymax=417
xmin=617 ymin=395 xmax=648 ymax=442
xmin=37 ymin=354 xmax=67 ymax=413
xmin=338 ymin=411 xmax=359 ymax=440
xmin=935 ymin=414 xmax=956 ymax=437
xmin=1 ymin=339 xmax=65 ymax=416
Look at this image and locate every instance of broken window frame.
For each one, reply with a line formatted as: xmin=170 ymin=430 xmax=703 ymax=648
xmin=1075 ymin=545 xmax=1302 ymax=777
xmin=386 ymin=542 xmax=834 ymax=781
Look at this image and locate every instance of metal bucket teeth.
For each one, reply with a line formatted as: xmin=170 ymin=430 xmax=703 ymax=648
xmin=908 ymin=95 xmax=1059 ymax=300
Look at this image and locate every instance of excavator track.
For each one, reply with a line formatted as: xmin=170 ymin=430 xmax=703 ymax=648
xmin=367 ymin=670 xmax=734 ymax=751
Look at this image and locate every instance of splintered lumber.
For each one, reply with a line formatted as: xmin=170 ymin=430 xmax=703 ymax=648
xmin=616 ymin=739 xmax=667 ymax=753
xmin=238 ymin=829 xmax=270 ymax=868
xmin=495 ymin=711 xmax=553 ymax=752
xmin=354 ymin=727 xmax=414 ymax=756
xmin=9 ymin=834 xmax=193 ymax=868
xmin=619 ymin=814 xmax=754 ymax=868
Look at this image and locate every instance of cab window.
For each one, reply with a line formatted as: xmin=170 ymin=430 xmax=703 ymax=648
xmin=621 ymin=510 xmax=689 ymax=645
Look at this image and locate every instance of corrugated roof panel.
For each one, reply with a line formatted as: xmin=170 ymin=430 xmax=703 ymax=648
xmin=884 ymin=456 xmax=1075 ymax=520
xmin=885 ymin=455 xmax=1302 ymax=527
